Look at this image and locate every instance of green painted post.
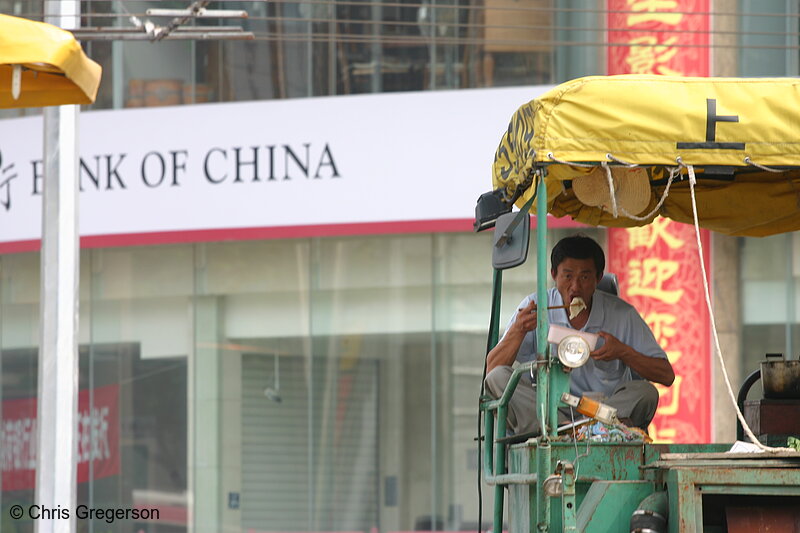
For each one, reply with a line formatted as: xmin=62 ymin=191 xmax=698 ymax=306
xmin=489 ymin=268 xmax=505 ymax=533
xmin=535 ymin=171 xmax=552 ymax=532
xmin=535 ymin=172 xmax=550 ymax=435
xmin=549 ymin=366 xmax=570 ymax=435
xmin=561 ymin=462 xmax=577 ymax=533
xmin=489 ymin=269 xmax=503 ymax=348
xmin=494 ymin=402 xmax=508 ymax=533
xmin=536 ymin=442 xmax=551 ymax=532
xmin=483 ymin=405 xmax=495 ymax=475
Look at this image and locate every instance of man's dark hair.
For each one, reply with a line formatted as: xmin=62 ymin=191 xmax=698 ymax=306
xmin=550 ymin=234 xmax=605 ymax=276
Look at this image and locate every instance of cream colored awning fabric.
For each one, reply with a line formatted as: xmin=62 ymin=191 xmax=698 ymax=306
xmin=0 ymin=13 xmax=102 ymax=108
xmin=492 ymin=75 xmax=800 ymax=237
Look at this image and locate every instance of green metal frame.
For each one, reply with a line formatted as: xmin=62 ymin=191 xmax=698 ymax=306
xmin=480 ymin=169 xmax=567 ymax=532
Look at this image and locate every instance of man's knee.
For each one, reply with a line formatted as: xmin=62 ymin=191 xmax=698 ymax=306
xmin=640 ymin=381 xmax=659 ymax=407
xmin=484 ymin=366 xmax=539 ymax=435
xmin=609 ymin=380 xmax=660 ymax=427
xmin=613 ymin=379 xmax=658 ymax=401
xmin=634 ymin=381 xmax=659 ymax=427
xmin=627 ymin=380 xmax=659 ymax=411
xmin=485 ymin=366 xmax=513 ymax=398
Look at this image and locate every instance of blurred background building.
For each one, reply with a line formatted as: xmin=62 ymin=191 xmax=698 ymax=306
xmin=2 ymin=1 xmax=800 ymax=532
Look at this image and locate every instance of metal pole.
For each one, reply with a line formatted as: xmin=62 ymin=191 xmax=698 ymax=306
xmin=0 ymin=260 xmax=4 ymax=524
xmin=111 ymin=1 xmax=124 ymax=109
xmin=486 ymin=267 xmax=504 ymax=533
xmin=535 ymin=442 xmax=551 ymax=531
xmin=37 ymin=2 xmax=81 ymax=533
xmin=429 ymin=0 xmax=437 ymax=90
xmin=492 ymin=403 xmax=507 ymax=533
xmin=535 ymin=172 xmax=550 ymax=435
xmin=431 ymin=244 xmax=439 ymax=531
xmin=371 ymin=0 xmax=383 ymax=93
xmin=534 ymin=171 xmax=551 ymax=530
xmin=786 ymin=232 xmax=795 ymax=359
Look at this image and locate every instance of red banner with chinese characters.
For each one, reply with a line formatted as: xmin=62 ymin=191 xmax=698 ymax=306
xmin=1 ymin=384 xmax=120 ymax=491
xmin=608 ymin=221 xmax=712 ymax=442
xmin=608 ymin=0 xmax=709 ymax=76
xmin=607 ymin=1 xmax=712 ymax=443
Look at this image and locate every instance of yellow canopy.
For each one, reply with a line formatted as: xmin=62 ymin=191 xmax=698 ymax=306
xmin=0 ymin=13 xmax=102 ymax=108
xmin=493 ymin=75 xmax=800 ymax=237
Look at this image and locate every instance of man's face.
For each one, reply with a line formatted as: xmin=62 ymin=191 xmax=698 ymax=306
xmin=551 ymin=257 xmax=601 ymax=311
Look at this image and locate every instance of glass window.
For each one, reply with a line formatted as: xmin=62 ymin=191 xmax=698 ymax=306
xmin=1 ymin=246 xmax=192 ymax=532
xmin=739 ymin=0 xmax=799 ymax=77
xmin=0 ymin=252 xmax=40 ymax=532
xmin=2 ymin=226 xmax=609 ymax=532
xmin=85 ymin=245 xmax=192 ymax=532
xmin=192 ymin=239 xmax=312 ymax=532
xmin=741 ymin=233 xmax=800 ymax=397
xmin=70 ymin=0 xmax=581 ymax=110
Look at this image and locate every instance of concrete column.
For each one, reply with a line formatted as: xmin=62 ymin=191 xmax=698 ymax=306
xmin=220 ymin=350 xmax=243 ymax=533
xmin=192 ymin=296 xmax=224 ymax=532
xmin=712 ymin=0 xmax=738 ymax=77
xmin=402 ymin=345 xmax=433 ymax=529
xmin=379 ymin=341 xmax=404 ymax=529
xmin=711 ymin=0 xmax=741 ymax=441
xmin=712 ymin=234 xmax=742 ymax=443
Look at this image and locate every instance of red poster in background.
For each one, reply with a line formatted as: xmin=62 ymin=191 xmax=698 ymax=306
xmin=1 ymin=384 xmax=120 ymax=491
xmin=608 ymin=0 xmax=709 ymax=76
xmin=608 ymin=222 xmax=712 ymax=442
xmin=607 ymin=1 xmax=712 ymax=442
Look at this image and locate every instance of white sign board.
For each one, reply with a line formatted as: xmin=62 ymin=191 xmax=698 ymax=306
xmin=0 ymin=86 xmax=552 ymax=250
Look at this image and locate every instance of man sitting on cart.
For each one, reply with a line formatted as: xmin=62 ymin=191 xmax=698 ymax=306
xmin=485 ymin=234 xmax=675 ymax=434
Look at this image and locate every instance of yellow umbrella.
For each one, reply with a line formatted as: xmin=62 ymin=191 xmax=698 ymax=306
xmin=0 ymin=13 xmax=102 ymax=108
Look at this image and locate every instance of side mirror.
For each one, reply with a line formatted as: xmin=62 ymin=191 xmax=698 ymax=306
xmin=492 ymin=211 xmax=529 ymax=270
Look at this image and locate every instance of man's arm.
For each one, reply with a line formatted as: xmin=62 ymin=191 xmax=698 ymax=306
xmin=591 ymin=331 xmax=675 ymax=386
xmin=486 ymin=300 xmax=537 ymax=373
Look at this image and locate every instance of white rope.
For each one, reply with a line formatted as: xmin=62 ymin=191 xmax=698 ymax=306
xmin=570 ymin=408 xmax=580 ymax=477
xmin=606 ymin=153 xmax=638 ymax=167
xmin=686 ymin=163 xmax=791 ymax=453
xmin=569 ymin=408 xmax=591 ymax=479
xmin=601 ymin=161 xmax=619 ymax=218
xmin=744 ymin=156 xmax=784 ymax=173
xmin=616 ymin=166 xmax=679 ymax=222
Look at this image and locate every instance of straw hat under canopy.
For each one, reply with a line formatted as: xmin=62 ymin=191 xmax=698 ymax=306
xmin=571 ymin=166 xmax=652 ymax=217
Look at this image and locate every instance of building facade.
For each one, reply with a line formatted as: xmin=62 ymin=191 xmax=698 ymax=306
xmin=2 ymin=1 xmax=800 ymax=532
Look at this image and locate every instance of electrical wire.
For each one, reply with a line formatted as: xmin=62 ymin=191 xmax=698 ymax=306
xmin=64 ymin=0 xmax=800 ymax=20
xmin=15 ymin=1 xmax=800 ymax=52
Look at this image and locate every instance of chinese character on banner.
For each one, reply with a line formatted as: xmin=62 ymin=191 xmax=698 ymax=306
xmin=606 ymin=0 xmax=713 ymax=443
xmin=608 ymin=0 xmax=709 ymax=77
xmin=608 ymin=220 xmax=712 ymax=443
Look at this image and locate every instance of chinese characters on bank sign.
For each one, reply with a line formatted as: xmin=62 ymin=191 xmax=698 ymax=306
xmin=607 ymin=0 xmax=712 ymax=443
xmin=1 ymin=385 xmax=120 ymax=491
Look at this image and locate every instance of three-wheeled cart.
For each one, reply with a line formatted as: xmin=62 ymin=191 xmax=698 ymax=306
xmin=478 ymin=75 xmax=800 ymax=533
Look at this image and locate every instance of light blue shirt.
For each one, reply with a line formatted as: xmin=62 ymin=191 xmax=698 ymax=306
xmin=503 ymin=287 xmax=667 ymax=397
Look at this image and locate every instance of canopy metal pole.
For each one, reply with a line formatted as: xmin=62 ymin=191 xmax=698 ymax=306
xmin=534 ymin=171 xmax=551 ymax=530
xmin=37 ymin=2 xmax=81 ymax=533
